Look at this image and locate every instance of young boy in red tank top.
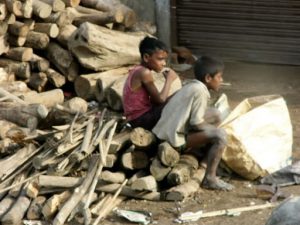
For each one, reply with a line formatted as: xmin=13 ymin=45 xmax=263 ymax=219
xmin=122 ymin=37 xmax=178 ymax=130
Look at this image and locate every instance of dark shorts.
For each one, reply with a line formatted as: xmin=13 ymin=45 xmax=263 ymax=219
xmin=129 ymin=103 xmax=166 ymax=131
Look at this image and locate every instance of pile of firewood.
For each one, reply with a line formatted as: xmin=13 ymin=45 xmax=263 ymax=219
xmin=0 ymin=0 xmax=202 ymax=224
xmin=0 ymin=103 xmax=205 ymax=225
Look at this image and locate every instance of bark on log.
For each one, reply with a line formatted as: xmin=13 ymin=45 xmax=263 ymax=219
xmin=74 ymin=67 xmax=129 ymax=102
xmin=44 ymin=11 xmax=71 ymax=27
xmin=0 ymin=144 xmax=36 ymax=180
xmin=40 ymin=0 xmax=65 ymax=12
xmin=32 ymin=0 xmax=52 ymax=18
xmin=46 ymin=42 xmax=78 ymax=81
xmin=24 ymin=31 xmax=50 ymax=50
xmin=107 ymin=129 xmax=131 ymax=154
xmin=21 ymin=89 xmax=64 ymax=108
xmin=68 ymin=22 xmax=145 ymax=71
xmin=0 ymin=196 xmax=14 ymax=218
xmin=27 ymin=196 xmax=46 ymax=220
xmin=23 ymin=19 xmax=35 ymax=30
xmin=0 ymin=58 xmax=30 ymax=79
xmin=167 ymin=154 xmax=199 ymax=186
xmin=30 ymin=54 xmax=50 ymax=72
xmin=0 ymin=102 xmax=48 ymax=119
xmin=0 ymin=35 xmax=9 ymax=55
xmin=150 ymin=157 xmax=171 ymax=182
xmin=67 ymin=6 xmax=122 ymax=27
xmin=28 ymin=72 xmax=48 ymax=92
xmin=5 ymin=47 xmax=33 ymax=62
xmin=8 ymin=21 xmax=29 ymax=37
xmin=0 ymin=21 xmax=8 ymax=36
xmin=80 ymin=0 xmax=136 ymax=27
xmin=7 ymin=34 xmax=26 ymax=47
xmin=100 ymin=171 xmax=126 ymax=184
xmin=1 ymin=194 xmax=31 ymax=225
xmin=46 ymin=68 xmax=66 ymax=87
xmin=131 ymin=175 xmax=157 ymax=191
xmin=5 ymin=0 xmax=23 ymax=17
xmin=105 ymin=75 xmax=127 ymax=111
xmin=34 ymin=22 xmax=59 ymax=38
xmin=121 ymin=146 xmax=149 ymax=170
xmin=56 ymin=24 xmax=76 ymax=47
xmin=166 ymin=168 xmax=205 ymax=201
xmin=158 ymin=141 xmax=180 ymax=167
xmin=96 ymin=67 xmax=129 ymax=102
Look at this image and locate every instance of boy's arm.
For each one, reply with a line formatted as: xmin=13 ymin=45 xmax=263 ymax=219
xmin=142 ymin=69 xmax=178 ymax=104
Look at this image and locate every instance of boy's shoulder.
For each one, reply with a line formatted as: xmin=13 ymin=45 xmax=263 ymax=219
xmin=182 ymin=79 xmax=210 ymax=96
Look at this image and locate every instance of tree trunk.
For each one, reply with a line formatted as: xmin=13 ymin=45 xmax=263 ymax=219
xmin=33 ymin=22 xmax=59 ymax=38
xmin=27 ymin=196 xmax=46 ymax=220
xmin=5 ymin=0 xmax=23 ymax=16
xmin=25 ymin=31 xmax=50 ymax=50
xmin=21 ymin=89 xmax=64 ymax=108
xmin=167 ymin=154 xmax=199 ymax=186
xmin=1 ymin=194 xmax=31 ymax=225
xmin=5 ymin=47 xmax=33 ymax=62
xmin=30 ymin=54 xmax=50 ymax=72
xmin=40 ymin=0 xmax=65 ymax=12
xmin=166 ymin=168 xmax=205 ymax=201
xmin=121 ymin=146 xmax=149 ymax=170
xmin=44 ymin=11 xmax=72 ymax=27
xmin=150 ymin=157 xmax=171 ymax=182
xmin=131 ymin=175 xmax=157 ymax=192
xmin=56 ymin=24 xmax=76 ymax=47
xmin=28 ymin=72 xmax=48 ymax=92
xmin=8 ymin=34 xmax=26 ymax=47
xmin=42 ymin=191 xmax=71 ymax=219
xmin=8 ymin=21 xmax=29 ymax=37
xmin=130 ymin=127 xmax=156 ymax=149
xmin=158 ymin=141 xmax=180 ymax=167
xmin=0 ymin=3 xmax=6 ymax=21
xmin=46 ymin=68 xmax=66 ymax=87
xmin=68 ymin=22 xmax=145 ymax=71
xmin=0 ymin=58 xmax=31 ymax=79
xmin=46 ymin=42 xmax=78 ymax=81
xmin=32 ymin=0 xmax=52 ymax=19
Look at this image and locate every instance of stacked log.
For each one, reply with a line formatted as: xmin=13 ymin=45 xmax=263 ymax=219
xmin=0 ymin=0 xmax=205 ymax=224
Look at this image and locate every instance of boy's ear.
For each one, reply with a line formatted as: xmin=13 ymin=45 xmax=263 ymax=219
xmin=204 ymin=74 xmax=212 ymax=83
xmin=143 ymin=53 xmax=150 ymax=62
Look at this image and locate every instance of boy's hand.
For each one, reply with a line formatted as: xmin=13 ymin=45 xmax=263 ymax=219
xmin=163 ymin=68 xmax=178 ymax=82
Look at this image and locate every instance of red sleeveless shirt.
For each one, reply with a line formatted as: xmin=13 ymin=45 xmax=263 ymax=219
xmin=123 ymin=65 xmax=152 ymax=121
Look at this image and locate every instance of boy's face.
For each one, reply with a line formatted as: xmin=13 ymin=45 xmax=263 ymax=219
xmin=205 ymin=72 xmax=223 ymax=91
xmin=143 ymin=50 xmax=168 ymax=72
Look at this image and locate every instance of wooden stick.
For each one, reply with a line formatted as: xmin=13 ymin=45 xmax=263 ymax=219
xmin=53 ymin=157 xmax=98 ymax=225
xmin=178 ymin=202 xmax=280 ymax=222
xmin=0 ymin=172 xmax=45 ymax=194
xmin=92 ymin=179 xmax=127 ymax=225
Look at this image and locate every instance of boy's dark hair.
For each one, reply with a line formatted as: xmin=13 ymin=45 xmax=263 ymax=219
xmin=194 ymin=56 xmax=224 ymax=82
xmin=139 ymin=36 xmax=168 ymax=58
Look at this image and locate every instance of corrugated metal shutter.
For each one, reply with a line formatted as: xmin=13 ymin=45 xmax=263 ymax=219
xmin=175 ymin=0 xmax=300 ymax=65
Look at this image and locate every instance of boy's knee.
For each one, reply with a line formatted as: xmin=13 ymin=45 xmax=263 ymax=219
xmin=204 ymin=108 xmax=222 ymax=126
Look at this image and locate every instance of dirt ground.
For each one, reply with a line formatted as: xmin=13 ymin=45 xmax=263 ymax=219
xmin=103 ymin=62 xmax=300 ymax=225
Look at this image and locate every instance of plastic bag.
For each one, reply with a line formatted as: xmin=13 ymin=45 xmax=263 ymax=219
xmin=220 ymin=95 xmax=293 ymax=180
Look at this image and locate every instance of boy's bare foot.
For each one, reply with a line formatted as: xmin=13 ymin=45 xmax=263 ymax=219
xmin=201 ymin=177 xmax=234 ymax=191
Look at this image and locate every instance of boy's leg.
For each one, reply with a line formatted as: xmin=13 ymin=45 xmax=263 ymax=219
xmin=186 ymin=124 xmax=233 ymax=191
